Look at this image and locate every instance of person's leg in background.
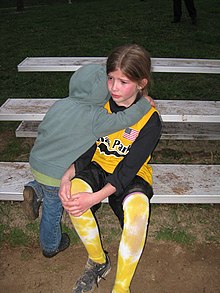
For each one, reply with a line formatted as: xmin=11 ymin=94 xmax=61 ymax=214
xmin=172 ymin=0 xmax=182 ymax=23
xmin=184 ymin=0 xmax=197 ymax=24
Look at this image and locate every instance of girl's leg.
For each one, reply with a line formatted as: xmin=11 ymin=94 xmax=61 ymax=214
xmin=69 ymin=178 xmax=106 ymax=263
xmin=112 ymin=192 xmax=150 ymax=293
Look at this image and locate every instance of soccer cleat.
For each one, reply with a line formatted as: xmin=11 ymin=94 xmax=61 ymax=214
xmin=72 ymin=253 xmax=111 ymax=293
xmin=22 ymin=186 xmax=41 ymax=220
xmin=43 ymin=233 xmax=70 ymax=258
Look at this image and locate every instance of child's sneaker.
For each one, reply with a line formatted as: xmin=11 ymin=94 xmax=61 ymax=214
xmin=72 ymin=253 xmax=111 ymax=293
xmin=43 ymin=233 xmax=70 ymax=258
xmin=22 ymin=186 xmax=41 ymax=220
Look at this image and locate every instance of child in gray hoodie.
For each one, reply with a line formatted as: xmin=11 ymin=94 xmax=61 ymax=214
xmin=22 ymin=64 xmax=153 ymax=258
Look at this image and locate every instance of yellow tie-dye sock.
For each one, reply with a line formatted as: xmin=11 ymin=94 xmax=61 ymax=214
xmin=69 ymin=178 xmax=106 ymax=264
xmin=112 ymin=193 xmax=150 ymax=293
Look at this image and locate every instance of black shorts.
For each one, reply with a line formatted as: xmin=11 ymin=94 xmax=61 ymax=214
xmin=76 ymin=162 xmax=153 ymax=227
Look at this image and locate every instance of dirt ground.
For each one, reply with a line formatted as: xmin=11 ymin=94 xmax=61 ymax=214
xmin=0 ymin=241 xmax=220 ymax=293
xmin=0 ymin=202 xmax=220 ymax=293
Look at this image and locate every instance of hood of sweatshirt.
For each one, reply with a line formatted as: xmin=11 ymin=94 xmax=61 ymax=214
xmin=68 ymin=64 xmax=110 ymax=106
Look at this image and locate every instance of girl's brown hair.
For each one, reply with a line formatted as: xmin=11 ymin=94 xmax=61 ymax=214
xmin=106 ymin=44 xmax=151 ymax=95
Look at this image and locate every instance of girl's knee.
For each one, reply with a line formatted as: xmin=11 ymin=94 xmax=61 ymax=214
xmin=71 ymin=178 xmax=93 ymax=195
xmin=123 ymin=192 xmax=149 ymax=212
xmin=123 ymin=192 xmax=150 ymax=226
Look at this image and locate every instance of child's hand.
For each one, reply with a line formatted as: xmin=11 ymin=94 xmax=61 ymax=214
xmin=59 ymin=163 xmax=75 ymax=201
xmin=59 ymin=179 xmax=72 ymax=201
xmin=145 ymin=95 xmax=156 ymax=108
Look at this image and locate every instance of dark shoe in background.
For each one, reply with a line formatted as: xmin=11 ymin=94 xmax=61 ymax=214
xmin=191 ymin=17 xmax=197 ymax=25
xmin=42 ymin=233 xmax=70 ymax=258
xmin=171 ymin=18 xmax=180 ymax=23
xmin=22 ymin=186 xmax=41 ymax=220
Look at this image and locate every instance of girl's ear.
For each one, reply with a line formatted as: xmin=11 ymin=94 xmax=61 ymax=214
xmin=139 ymin=78 xmax=148 ymax=89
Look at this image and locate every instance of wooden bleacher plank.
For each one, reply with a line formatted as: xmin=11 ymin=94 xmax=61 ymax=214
xmin=158 ymin=100 xmax=220 ymax=123
xmin=0 ymin=162 xmax=33 ymax=201
xmin=161 ymin=122 xmax=220 ymax=140
xmin=15 ymin=121 xmax=40 ymax=137
xmin=0 ymin=98 xmax=58 ymax=121
xmin=0 ymin=162 xmax=219 ymax=204
xmin=152 ymin=164 xmax=220 ymax=204
xmin=15 ymin=120 xmax=220 ymax=140
xmin=1 ymin=99 xmax=220 ymax=123
xmin=17 ymin=57 xmax=220 ymax=74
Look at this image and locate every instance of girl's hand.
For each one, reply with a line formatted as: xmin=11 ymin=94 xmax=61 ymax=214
xmin=61 ymin=182 xmax=116 ymax=217
xmin=64 ymin=192 xmax=94 ymax=217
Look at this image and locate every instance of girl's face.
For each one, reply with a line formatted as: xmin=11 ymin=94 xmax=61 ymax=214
xmin=107 ymin=68 xmax=144 ymax=107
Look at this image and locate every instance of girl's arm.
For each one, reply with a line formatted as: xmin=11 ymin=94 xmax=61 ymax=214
xmin=61 ymin=183 xmax=116 ymax=217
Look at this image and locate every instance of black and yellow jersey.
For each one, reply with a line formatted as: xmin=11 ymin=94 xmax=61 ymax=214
xmin=91 ymin=98 xmax=162 ymax=193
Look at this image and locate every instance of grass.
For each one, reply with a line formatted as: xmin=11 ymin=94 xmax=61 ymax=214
xmin=0 ymin=0 xmax=219 ymax=104
xmin=0 ymin=202 xmax=219 ymax=247
xmin=62 ymin=224 xmax=80 ymax=244
xmin=0 ymin=201 xmax=80 ymax=247
xmin=155 ymin=227 xmax=196 ymax=244
xmin=8 ymin=227 xmax=31 ymax=246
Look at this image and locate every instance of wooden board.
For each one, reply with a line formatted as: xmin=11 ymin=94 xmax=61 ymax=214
xmin=0 ymin=98 xmax=58 ymax=121
xmin=17 ymin=57 xmax=220 ymax=74
xmin=15 ymin=120 xmax=220 ymax=140
xmin=1 ymin=98 xmax=220 ymax=123
xmin=0 ymin=162 xmax=219 ymax=204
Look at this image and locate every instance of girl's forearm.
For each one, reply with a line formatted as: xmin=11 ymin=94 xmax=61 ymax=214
xmin=92 ymin=183 xmax=116 ymax=205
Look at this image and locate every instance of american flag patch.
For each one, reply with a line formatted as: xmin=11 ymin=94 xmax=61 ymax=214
xmin=123 ymin=128 xmax=139 ymax=141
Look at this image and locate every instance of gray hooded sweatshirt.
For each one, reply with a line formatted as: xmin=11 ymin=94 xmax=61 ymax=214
xmin=29 ymin=64 xmax=151 ymax=182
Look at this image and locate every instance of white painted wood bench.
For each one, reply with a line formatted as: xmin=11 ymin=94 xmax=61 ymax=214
xmin=1 ymin=162 xmax=219 ymax=204
xmin=14 ymin=120 xmax=220 ymax=140
xmin=15 ymin=56 xmax=220 ymax=140
xmin=17 ymin=57 xmax=220 ymax=74
xmin=1 ymin=98 xmax=219 ymax=123
xmin=0 ymin=57 xmax=219 ymax=203
xmin=0 ymin=98 xmax=219 ymax=203
xmin=1 ymin=98 xmax=220 ymax=140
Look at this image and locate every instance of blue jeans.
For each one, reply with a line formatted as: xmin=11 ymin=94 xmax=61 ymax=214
xmin=25 ymin=180 xmax=63 ymax=253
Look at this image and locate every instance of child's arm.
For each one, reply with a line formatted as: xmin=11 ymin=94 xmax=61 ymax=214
xmin=59 ymin=163 xmax=75 ymax=201
xmin=61 ymin=182 xmax=116 ymax=217
xmin=93 ymin=95 xmax=153 ymax=138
